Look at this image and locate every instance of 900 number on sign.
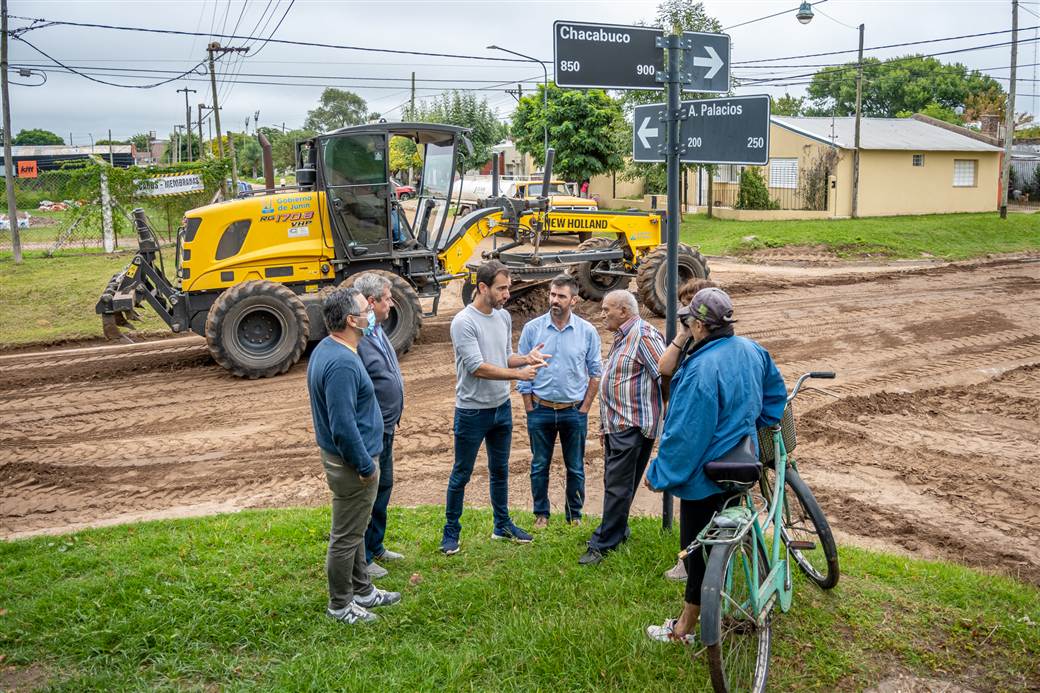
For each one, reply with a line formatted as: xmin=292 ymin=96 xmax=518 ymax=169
xmin=559 ymin=60 xmax=581 ymax=72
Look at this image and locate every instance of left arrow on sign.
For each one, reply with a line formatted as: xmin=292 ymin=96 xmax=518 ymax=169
xmin=692 ymin=46 xmax=724 ymax=79
xmin=637 ymin=117 xmax=659 ymax=149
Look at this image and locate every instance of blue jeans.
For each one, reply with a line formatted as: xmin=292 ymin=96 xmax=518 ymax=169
xmin=527 ymin=402 xmax=587 ymax=521
xmin=364 ymin=430 xmax=395 ymax=563
xmin=444 ymin=402 xmax=513 ymax=536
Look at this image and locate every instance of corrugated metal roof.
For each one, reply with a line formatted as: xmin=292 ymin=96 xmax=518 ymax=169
xmin=772 ymin=117 xmax=1003 ymax=152
xmin=10 ymin=144 xmax=133 ymax=156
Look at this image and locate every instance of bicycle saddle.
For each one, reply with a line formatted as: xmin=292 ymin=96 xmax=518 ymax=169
xmin=704 ymin=435 xmax=763 ymax=489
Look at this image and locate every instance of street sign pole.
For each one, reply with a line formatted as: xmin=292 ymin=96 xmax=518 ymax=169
xmin=658 ymin=32 xmax=686 ymax=532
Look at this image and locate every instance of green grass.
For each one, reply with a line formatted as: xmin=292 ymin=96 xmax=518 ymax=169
xmin=680 ymin=212 xmax=1040 ymax=260
xmin=0 ymin=250 xmax=172 ymax=347
xmin=2 ymin=507 xmax=1037 ymax=691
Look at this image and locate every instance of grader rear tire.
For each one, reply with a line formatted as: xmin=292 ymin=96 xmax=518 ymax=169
xmin=205 ymin=280 xmax=309 ymax=379
xmin=635 ymin=243 xmax=710 ymax=317
xmin=344 ymin=269 xmax=422 ymax=355
xmin=572 ymin=236 xmax=630 ymax=301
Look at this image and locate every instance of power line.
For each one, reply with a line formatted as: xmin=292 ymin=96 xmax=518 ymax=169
xmin=736 ymin=35 xmax=1040 ymax=85
xmin=13 ymin=35 xmax=208 ymax=88
xmin=734 ymin=24 xmax=1040 ymax=65
xmin=12 ymin=62 xmax=552 ymax=84
xmin=7 ymin=14 xmax=547 ymax=64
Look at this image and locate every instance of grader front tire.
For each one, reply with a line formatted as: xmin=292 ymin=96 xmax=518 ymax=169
xmin=635 ymin=244 xmax=710 ymax=317
xmin=205 ymin=280 xmax=309 ymax=379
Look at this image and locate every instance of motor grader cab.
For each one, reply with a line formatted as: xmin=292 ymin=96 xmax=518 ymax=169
xmin=98 ymin=121 xmax=709 ymax=379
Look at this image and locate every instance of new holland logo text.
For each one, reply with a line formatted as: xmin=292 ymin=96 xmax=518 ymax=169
xmin=547 ymin=217 xmax=608 ymax=230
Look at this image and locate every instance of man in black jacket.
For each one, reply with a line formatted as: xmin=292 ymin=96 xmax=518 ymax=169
xmin=355 ymin=273 xmax=406 ymax=579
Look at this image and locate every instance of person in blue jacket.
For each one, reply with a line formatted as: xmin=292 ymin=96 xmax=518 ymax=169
xmin=644 ymin=287 xmax=787 ymax=644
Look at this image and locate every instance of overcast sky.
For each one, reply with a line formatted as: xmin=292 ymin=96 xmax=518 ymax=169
xmin=6 ymin=0 xmax=1039 ymax=144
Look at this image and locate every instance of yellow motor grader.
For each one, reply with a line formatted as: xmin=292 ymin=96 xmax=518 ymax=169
xmin=97 ymin=122 xmax=709 ymax=378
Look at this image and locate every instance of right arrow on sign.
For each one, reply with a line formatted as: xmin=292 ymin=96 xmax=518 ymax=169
xmin=637 ymin=117 xmax=659 ymax=149
xmin=692 ymin=46 xmax=724 ymax=79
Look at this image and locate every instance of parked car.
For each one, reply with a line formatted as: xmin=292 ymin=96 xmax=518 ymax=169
xmin=392 ymin=178 xmax=416 ymax=201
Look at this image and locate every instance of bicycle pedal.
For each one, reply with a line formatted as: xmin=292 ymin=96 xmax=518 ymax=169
xmin=788 ymin=540 xmax=816 ymax=551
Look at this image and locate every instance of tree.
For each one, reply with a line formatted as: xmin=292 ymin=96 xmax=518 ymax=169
xmin=237 ymin=138 xmax=263 ymax=178
xmin=96 ymin=138 xmax=129 ymax=145
xmin=895 ymin=101 xmax=962 ymax=125
xmin=389 ymin=136 xmax=421 ymax=178
xmin=771 ymin=93 xmax=805 ymax=117
xmin=269 ymin=128 xmax=316 ymax=171
xmin=304 ymin=88 xmax=369 ymax=132
xmin=806 ymin=55 xmax=1003 ymax=118
xmin=416 ymin=91 xmax=506 ymax=172
xmin=512 ymin=83 xmax=626 ymax=183
xmin=735 ymin=167 xmax=779 ymax=210
xmin=129 ymin=133 xmax=152 ymax=152
xmin=12 ymin=128 xmax=64 ymax=145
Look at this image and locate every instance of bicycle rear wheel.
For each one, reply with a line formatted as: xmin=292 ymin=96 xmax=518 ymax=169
xmin=784 ymin=467 xmax=840 ymax=589
xmin=701 ymin=535 xmax=771 ymax=693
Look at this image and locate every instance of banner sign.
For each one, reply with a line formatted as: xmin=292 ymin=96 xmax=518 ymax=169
xmin=135 ymin=173 xmax=206 ymax=197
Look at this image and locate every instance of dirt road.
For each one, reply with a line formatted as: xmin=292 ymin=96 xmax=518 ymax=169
xmin=2 ymin=253 xmax=1038 ymax=584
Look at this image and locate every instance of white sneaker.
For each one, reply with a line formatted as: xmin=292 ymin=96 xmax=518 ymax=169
xmin=368 ymin=561 xmax=389 ymax=579
xmin=664 ymin=559 xmax=688 ymax=581
xmin=378 ymin=549 xmax=405 ymax=561
xmin=646 ymin=618 xmax=697 ymax=645
xmin=327 ymin=602 xmax=378 ymax=624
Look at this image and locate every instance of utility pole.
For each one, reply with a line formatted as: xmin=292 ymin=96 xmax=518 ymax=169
xmin=410 ymin=71 xmax=416 ymax=119
xmin=177 ymin=86 xmax=197 ymax=161
xmin=198 ymin=104 xmax=207 ymax=157
xmin=226 ymin=130 xmax=240 ymax=194
xmin=108 ymin=128 xmax=114 ymax=165
xmin=1001 ymin=0 xmax=1018 ymax=218
xmin=206 ymin=42 xmax=249 ymax=160
xmin=253 ymin=110 xmax=259 ymax=133
xmin=852 ymin=23 xmax=865 ymax=219
xmin=1 ymin=0 xmax=22 ymax=263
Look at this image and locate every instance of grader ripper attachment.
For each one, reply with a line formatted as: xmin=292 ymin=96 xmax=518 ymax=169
xmin=97 ymin=121 xmax=709 ymax=378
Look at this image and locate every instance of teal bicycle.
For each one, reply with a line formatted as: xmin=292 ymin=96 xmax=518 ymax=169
xmin=683 ymin=371 xmax=839 ymax=692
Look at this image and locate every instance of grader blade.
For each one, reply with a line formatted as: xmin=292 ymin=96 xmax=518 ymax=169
xmin=101 ymin=312 xmax=136 ymax=343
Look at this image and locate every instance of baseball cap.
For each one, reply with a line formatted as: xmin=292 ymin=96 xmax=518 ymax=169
xmin=677 ymin=287 xmax=736 ymax=326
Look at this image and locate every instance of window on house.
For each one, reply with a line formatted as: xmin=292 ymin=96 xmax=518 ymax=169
xmin=953 ymin=159 xmax=977 ymax=187
xmin=769 ymin=158 xmax=798 ymax=189
xmin=712 ymin=164 xmax=742 ymax=183
xmin=912 ymin=154 xmax=925 ymax=167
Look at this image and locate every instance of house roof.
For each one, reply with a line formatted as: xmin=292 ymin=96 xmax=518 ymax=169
xmin=772 ymin=116 xmax=1003 ymax=152
xmin=11 ymin=144 xmax=133 ymax=156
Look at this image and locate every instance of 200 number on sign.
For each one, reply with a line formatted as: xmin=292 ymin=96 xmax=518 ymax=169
xmin=559 ymin=60 xmax=581 ymax=72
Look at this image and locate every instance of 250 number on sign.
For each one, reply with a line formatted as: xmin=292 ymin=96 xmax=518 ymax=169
xmin=747 ymin=137 xmax=765 ymax=148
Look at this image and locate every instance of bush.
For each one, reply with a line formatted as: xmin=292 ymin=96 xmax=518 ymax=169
xmin=735 ymin=167 xmax=779 ymax=210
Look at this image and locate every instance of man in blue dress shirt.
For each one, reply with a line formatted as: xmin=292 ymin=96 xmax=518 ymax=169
xmin=518 ymin=274 xmax=602 ymax=528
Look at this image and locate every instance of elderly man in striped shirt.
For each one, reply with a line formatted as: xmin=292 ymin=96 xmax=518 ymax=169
xmin=579 ymin=289 xmax=666 ymax=565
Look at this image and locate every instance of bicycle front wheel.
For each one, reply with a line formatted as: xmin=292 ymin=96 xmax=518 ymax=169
xmin=784 ymin=467 xmax=840 ymax=589
xmin=701 ymin=535 xmax=771 ymax=693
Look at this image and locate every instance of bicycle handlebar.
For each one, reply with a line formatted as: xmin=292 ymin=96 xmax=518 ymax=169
xmin=787 ymin=371 xmax=837 ymax=403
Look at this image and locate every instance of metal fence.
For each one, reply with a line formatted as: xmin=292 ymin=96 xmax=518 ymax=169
xmin=707 ymin=181 xmax=829 ymax=211
xmin=1 ymin=163 xmax=221 ymax=256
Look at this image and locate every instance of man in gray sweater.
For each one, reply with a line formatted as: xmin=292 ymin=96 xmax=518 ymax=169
xmin=440 ymin=260 xmax=549 ymax=555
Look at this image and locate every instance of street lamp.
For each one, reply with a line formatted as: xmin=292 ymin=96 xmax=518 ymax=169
xmin=487 ymin=44 xmax=549 ymax=166
xmin=796 ymin=2 xmax=815 ymax=24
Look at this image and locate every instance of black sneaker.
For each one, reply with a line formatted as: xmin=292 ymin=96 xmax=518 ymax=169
xmin=579 ymin=548 xmax=605 ymax=565
xmin=440 ymin=531 xmax=461 ymax=555
xmin=491 ymin=523 xmax=533 ymax=543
